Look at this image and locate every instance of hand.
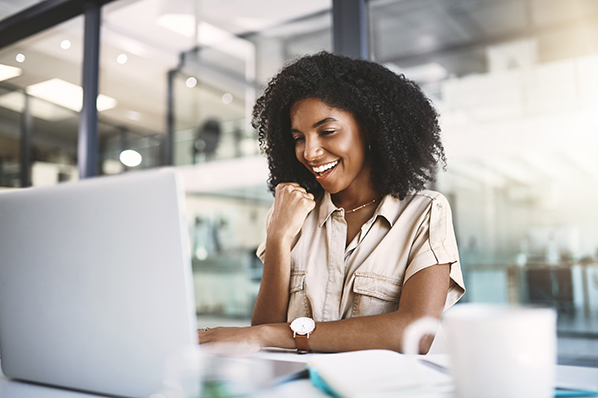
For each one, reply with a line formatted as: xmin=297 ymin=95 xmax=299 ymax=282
xmin=268 ymin=183 xmax=316 ymax=242
xmin=198 ymin=326 xmax=262 ymax=354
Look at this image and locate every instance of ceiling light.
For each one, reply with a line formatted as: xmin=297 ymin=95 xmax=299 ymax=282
xmin=0 ymin=64 xmax=22 ymax=82
xmin=117 ymin=54 xmax=128 ymax=64
xmin=221 ymin=93 xmax=233 ymax=104
xmin=0 ymin=92 xmax=75 ymax=121
xmin=15 ymin=54 xmax=25 ymax=63
xmin=119 ymin=149 xmax=142 ymax=167
xmin=61 ymin=40 xmax=71 ymax=50
xmin=26 ymin=78 xmax=117 ymax=112
xmin=186 ymin=77 xmax=197 ymax=88
xmin=126 ymin=110 xmax=142 ymax=121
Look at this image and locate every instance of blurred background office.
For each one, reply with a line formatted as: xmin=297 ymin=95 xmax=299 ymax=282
xmin=1 ymin=0 xmax=597 ymax=366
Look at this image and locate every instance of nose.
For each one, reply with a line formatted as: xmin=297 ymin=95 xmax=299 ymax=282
xmin=303 ymin=136 xmax=323 ymax=162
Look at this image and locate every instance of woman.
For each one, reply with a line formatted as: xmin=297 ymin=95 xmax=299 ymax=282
xmin=200 ymin=52 xmax=464 ymax=354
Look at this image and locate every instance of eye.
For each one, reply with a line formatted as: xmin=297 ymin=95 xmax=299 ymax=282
xmin=292 ymin=135 xmax=304 ymax=143
xmin=321 ymin=129 xmax=336 ymax=136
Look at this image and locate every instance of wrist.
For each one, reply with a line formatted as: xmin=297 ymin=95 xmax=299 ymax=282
xmin=265 ymin=232 xmax=293 ymax=251
xmin=289 ymin=317 xmax=316 ymax=354
xmin=256 ymin=323 xmax=296 ymax=349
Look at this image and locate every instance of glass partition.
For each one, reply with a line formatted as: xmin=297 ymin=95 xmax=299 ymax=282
xmin=186 ymin=185 xmax=273 ymax=318
xmin=98 ymin=120 xmax=164 ymax=174
xmin=0 ymin=84 xmax=22 ymax=187
xmin=369 ymin=0 xmax=598 ymax=365
xmin=0 ymin=17 xmax=83 ymax=187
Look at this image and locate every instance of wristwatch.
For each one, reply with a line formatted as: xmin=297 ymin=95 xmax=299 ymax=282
xmin=289 ymin=317 xmax=316 ymax=354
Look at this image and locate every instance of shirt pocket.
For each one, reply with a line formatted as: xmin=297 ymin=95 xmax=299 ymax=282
xmin=287 ymin=270 xmax=312 ymax=321
xmin=351 ymin=273 xmax=402 ymax=317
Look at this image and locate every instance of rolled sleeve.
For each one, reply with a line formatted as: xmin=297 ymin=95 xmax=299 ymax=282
xmin=403 ymin=193 xmax=465 ymax=310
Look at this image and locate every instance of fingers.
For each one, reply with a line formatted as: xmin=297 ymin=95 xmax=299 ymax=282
xmin=275 ymin=183 xmax=315 ymax=206
xmin=274 ymin=182 xmax=309 ymax=195
xmin=275 ymin=183 xmax=316 ymax=218
xmin=198 ymin=327 xmax=213 ymax=344
xmin=197 ymin=327 xmax=262 ymax=354
xmin=269 ymin=183 xmax=316 ymax=241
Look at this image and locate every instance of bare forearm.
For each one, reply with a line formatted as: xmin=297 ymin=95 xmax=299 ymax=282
xmin=257 ymin=310 xmax=434 ymax=354
xmin=251 ymin=237 xmax=292 ymax=325
xmin=252 ymin=183 xmax=315 ymax=326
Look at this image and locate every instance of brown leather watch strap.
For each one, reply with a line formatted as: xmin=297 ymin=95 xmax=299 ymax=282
xmin=295 ymin=333 xmax=310 ymax=354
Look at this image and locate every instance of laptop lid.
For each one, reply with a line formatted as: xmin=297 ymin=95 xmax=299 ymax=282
xmin=0 ymin=168 xmax=197 ymax=398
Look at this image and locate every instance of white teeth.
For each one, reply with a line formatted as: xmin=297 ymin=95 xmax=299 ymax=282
xmin=313 ymin=160 xmax=338 ymax=174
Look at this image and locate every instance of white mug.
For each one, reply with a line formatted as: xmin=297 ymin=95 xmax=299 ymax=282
xmin=405 ymin=304 xmax=557 ymax=398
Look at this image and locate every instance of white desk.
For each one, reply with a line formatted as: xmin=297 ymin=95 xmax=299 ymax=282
xmin=1 ymin=354 xmax=597 ymax=398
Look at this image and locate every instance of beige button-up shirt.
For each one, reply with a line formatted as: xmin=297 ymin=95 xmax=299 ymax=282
xmin=257 ymin=190 xmax=465 ymax=322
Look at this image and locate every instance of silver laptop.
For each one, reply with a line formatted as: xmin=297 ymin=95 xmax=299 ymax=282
xmin=0 ymin=169 xmax=198 ymax=397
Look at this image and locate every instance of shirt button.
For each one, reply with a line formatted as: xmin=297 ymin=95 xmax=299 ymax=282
xmin=436 ymin=203 xmax=442 ymax=210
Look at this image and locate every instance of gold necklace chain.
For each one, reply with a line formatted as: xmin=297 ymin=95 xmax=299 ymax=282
xmin=346 ymin=198 xmax=378 ymax=213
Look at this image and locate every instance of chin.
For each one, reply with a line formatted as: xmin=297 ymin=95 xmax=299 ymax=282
xmin=320 ymin=185 xmax=342 ymax=195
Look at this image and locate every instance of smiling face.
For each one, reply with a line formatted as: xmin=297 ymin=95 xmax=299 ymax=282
xmin=290 ymin=97 xmax=373 ymax=197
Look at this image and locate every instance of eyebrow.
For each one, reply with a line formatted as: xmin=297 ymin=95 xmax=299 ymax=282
xmin=291 ymin=117 xmax=338 ymax=132
xmin=313 ymin=117 xmax=337 ymax=128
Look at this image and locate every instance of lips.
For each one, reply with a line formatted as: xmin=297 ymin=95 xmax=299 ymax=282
xmin=312 ymin=160 xmax=339 ymax=177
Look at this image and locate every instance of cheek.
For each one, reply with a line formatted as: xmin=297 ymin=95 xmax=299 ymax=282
xmin=340 ymin=141 xmax=366 ymax=164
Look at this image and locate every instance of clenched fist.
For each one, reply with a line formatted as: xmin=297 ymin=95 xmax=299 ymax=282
xmin=267 ymin=183 xmax=316 ymax=242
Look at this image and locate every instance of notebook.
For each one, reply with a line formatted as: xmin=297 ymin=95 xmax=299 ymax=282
xmin=0 ymin=168 xmax=198 ymax=398
xmin=306 ymin=350 xmax=453 ymax=398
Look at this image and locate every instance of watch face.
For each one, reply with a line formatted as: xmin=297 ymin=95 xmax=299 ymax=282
xmin=291 ymin=317 xmax=315 ymax=334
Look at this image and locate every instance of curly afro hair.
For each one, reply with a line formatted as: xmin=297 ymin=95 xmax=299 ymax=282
xmin=252 ymin=51 xmax=446 ymax=200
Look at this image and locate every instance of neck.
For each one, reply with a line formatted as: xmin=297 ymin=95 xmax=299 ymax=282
xmin=331 ymin=186 xmax=380 ymax=211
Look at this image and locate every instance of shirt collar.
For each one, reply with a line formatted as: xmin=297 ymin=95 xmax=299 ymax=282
xmin=374 ymin=194 xmax=399 ymax=227
xmin=356 ymin=195 xmax=395 ymax=242
xmin=318 ymin=192 xmax=339 ymax=228
xmin=317 ymin=192 xmax=400 ymax=228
